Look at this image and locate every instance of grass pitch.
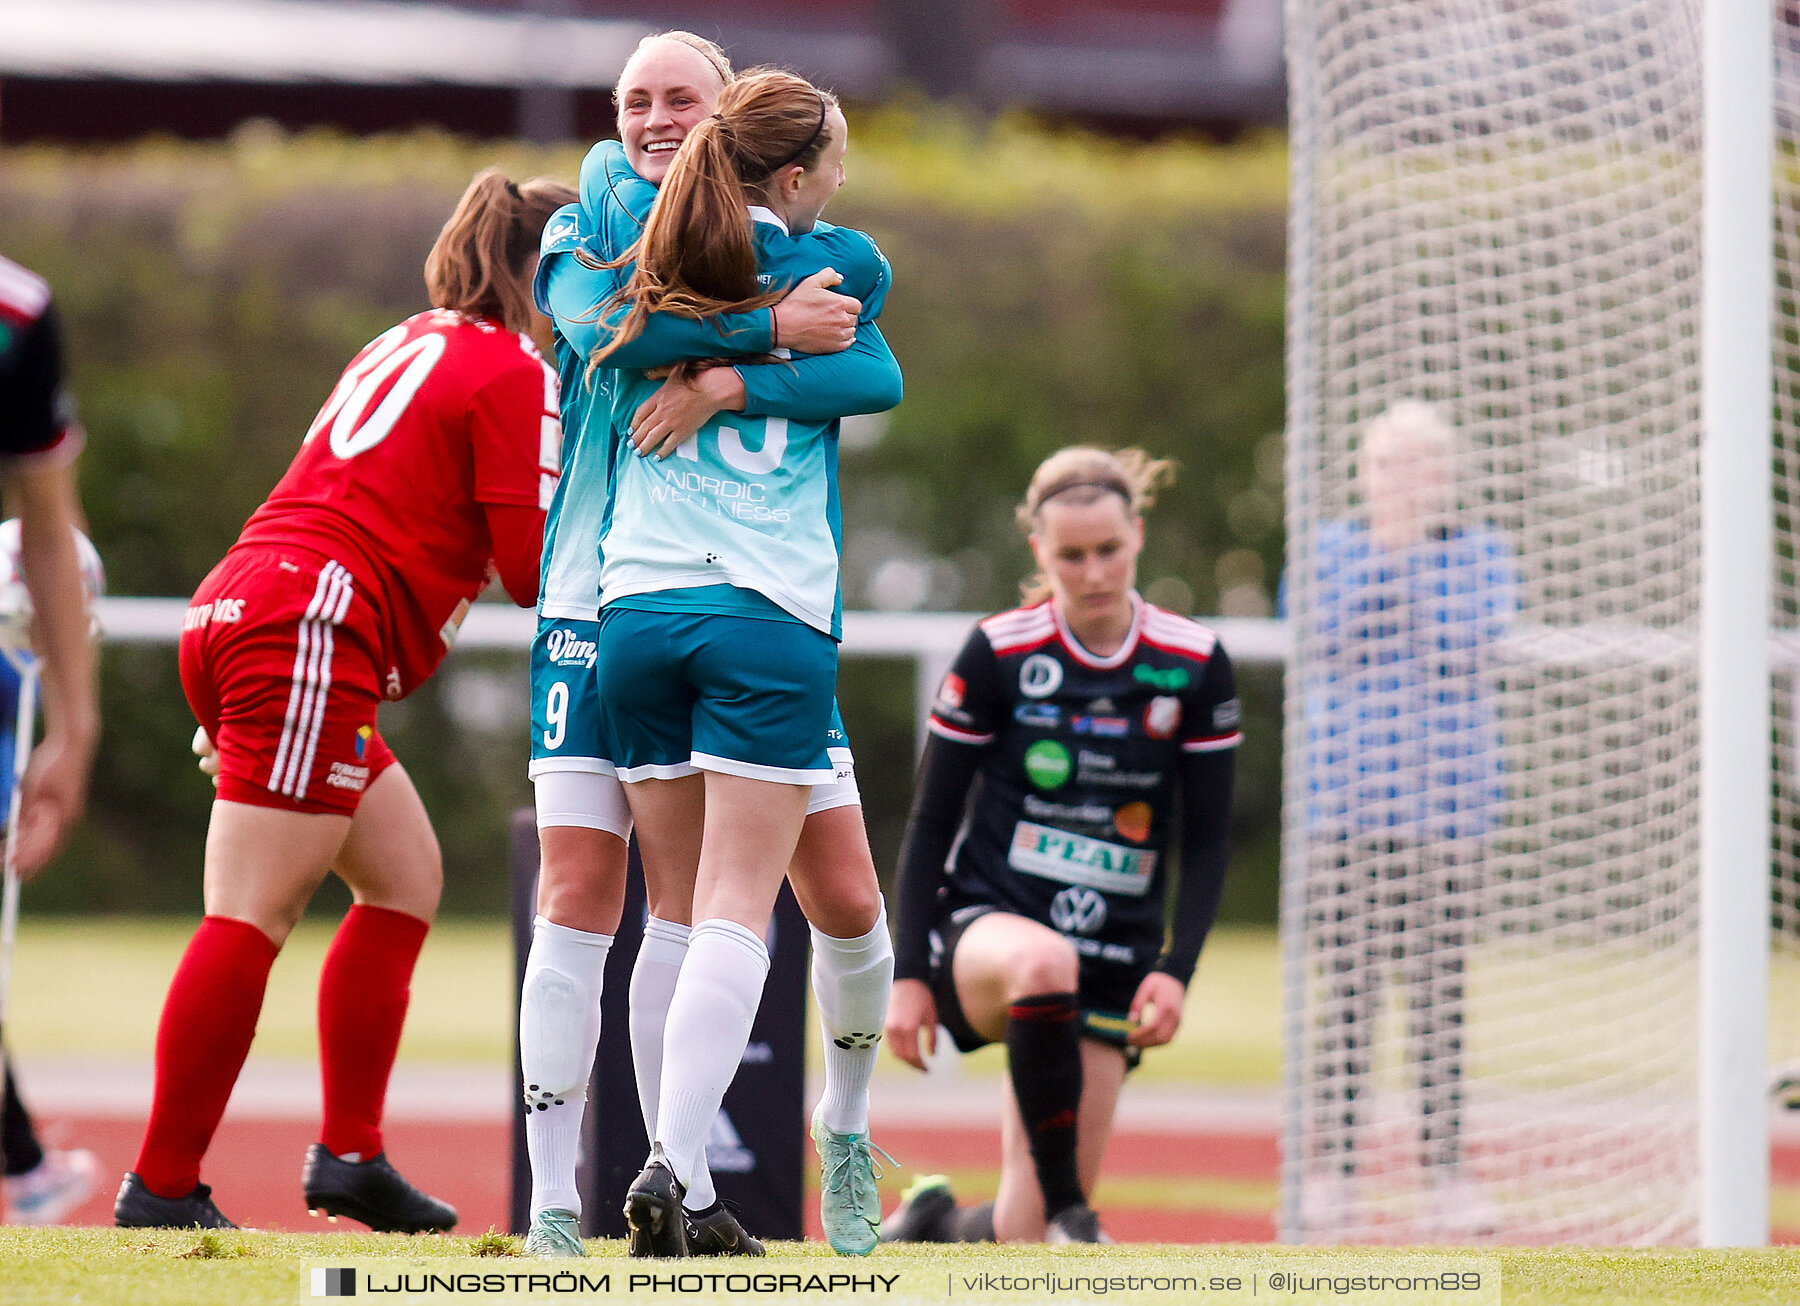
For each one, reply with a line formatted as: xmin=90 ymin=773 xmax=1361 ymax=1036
xmin=4 ymin=917 xmax=513 ymax=1064
xmin=2 ymin=919 xmax=1280 ymax=1085
xmin=2 ymin=1228 xmax=1799 ymax=1305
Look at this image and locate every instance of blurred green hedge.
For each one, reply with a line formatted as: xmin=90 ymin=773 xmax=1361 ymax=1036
xmin=0 ymin=112 xmax=1288 ymax=921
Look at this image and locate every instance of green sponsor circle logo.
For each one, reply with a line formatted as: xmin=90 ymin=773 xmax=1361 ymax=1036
xmin=1133 ymin=664 xmax=1190 ymax=691
xmin=1023 ymin=740 xmax=1073 ymax=790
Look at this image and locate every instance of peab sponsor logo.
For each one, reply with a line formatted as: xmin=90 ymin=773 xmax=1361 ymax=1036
xmin=543 ymin=627 xmax=597 ymax=669
xmin=1007 ymin=820 xmax=1156 ymax=896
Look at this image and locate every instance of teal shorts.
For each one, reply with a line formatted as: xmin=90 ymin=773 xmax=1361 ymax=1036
xmin=595 ymin=603 xmax=838 ymax=785
xmin=528 ymin=617 xmax=610 ymax=776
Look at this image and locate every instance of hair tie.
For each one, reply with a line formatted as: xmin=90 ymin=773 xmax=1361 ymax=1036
xmin=765 ymin=94 xmax=829 ymax=176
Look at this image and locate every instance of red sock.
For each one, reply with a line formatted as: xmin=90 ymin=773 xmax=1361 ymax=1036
xmin=134 ymin=916 xmax=278 ymax=1198
xmin=317 ymin=904 xmax=429 ymax=1159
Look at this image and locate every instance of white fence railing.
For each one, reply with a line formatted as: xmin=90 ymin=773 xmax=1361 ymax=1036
xmin=96 ymin=598 xmax=1290 ymax=742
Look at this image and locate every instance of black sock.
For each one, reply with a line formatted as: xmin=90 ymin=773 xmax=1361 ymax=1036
xmin=2 ymin=1059 xmax=44 ymax=1179
xmin=948 ymin=1201 xmax=996 ymax=1242
xmin=1005 ymin=991 xmax=1085 ymax=1218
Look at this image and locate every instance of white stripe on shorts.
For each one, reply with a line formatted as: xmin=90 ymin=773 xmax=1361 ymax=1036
xmin=268 ymin=560 xmax=355 ymax=801
xmin=690 ymin=751 xmax=836 ymax=787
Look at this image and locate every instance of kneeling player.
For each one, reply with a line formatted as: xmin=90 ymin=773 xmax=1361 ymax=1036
xmin=884 ymin=447 xmax=1239 ymax=1244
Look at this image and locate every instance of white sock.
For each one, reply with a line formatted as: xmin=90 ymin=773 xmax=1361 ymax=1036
xmin=629 ymin=917 xmax=690 ymax=1143
xmin=654 ymin=918 xmax=769 ymax=1212
xmin=810 ymin=903 xmax=893 ymax=1135
xmin=520 ymin=916 xmax=612 ymax=1219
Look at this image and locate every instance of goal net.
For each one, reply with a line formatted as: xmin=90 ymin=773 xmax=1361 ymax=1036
xmin=1771 ymin=0 xmax=1800 ymax=1195
xmin=1279 ymin=0 xmax=1784 ymax=1245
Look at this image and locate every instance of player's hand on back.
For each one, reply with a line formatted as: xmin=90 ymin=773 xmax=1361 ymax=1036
xmin=884 ymin=977 xmax=940 ymax=1071
xmin=631 ymin=365 xmax=747 ymax=459
xmin=773 ymin=269 xmax=859 ymax=355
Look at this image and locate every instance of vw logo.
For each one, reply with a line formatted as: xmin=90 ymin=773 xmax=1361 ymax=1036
xmin=1050 ymin=886 xmax=1108 ymax=935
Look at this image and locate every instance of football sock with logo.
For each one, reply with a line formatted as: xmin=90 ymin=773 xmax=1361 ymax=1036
xmin=521 ymin=916 xmax=612 ymax=1218
xmin=134 ymin=916 xmax=279 ymax=1197
xmin=1005 ymin=991 xmax=1086 ymax=1218
xmin=318 ymin=904 xmax=429 ymax=1160
xmin=655 ymin=918 xmax=770 ymax=1213
xmin=809 ymin=903 xmax=893 ymax=1135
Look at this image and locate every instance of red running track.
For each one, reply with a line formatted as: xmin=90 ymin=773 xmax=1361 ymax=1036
xmin=26 ymin=1115 xmax=1800 ymax=1245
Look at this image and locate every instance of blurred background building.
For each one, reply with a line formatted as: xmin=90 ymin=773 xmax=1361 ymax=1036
xmin=0 ymin=0 xmax=1285 ymax=143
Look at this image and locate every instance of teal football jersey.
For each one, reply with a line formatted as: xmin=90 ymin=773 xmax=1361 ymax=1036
xmin=599 ymin=209 xmax=895 ymax=640
xmin=535 ymin=143 xmax=901 ymax=625
xmin=535 ymin=201 xmax=612 ymax=621
xmin=535 ymin=142 xmax=776 ymax=621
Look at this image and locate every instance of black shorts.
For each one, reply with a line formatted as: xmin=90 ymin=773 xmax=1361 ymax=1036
xmin=927 ymin=902 xmax=1145 ymax=1070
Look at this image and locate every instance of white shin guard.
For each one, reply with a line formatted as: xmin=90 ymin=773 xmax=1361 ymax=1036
xmin=520 ymin=916 xmax=611 ymax=1217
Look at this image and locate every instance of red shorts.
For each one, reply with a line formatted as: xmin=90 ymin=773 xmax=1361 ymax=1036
xmin=179 ymin=545 xmax=397 ymax=816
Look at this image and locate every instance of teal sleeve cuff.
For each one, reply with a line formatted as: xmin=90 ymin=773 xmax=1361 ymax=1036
xmin=737 ymin=323 xmax=902 ymax=421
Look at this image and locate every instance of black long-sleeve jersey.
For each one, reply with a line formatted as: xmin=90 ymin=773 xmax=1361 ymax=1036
xmin=893 ymin=597 xmax=1240 ymax=990
xmin=0 ymin=257 xmax=81 ymax=464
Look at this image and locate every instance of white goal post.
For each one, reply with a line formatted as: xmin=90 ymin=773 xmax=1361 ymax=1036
xmin=1282 ymin=0 xmax=1782 ymax=1247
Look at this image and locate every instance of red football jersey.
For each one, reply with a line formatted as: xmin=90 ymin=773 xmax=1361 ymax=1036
xmin=237 ymin=309 xmax=558 ymax=697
